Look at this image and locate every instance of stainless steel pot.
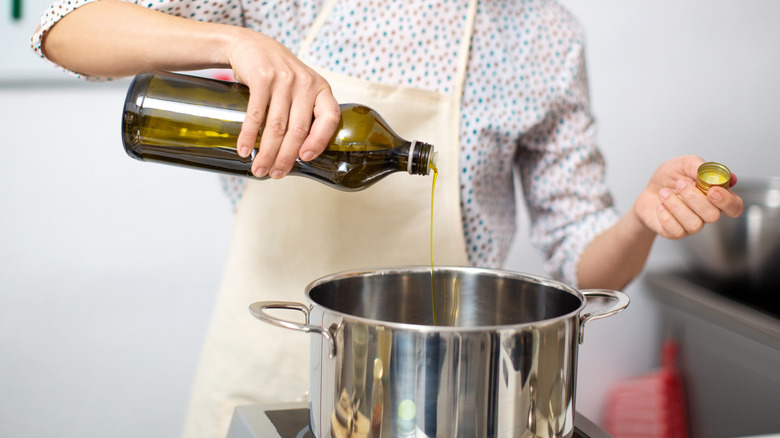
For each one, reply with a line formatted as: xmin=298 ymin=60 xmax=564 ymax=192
xmin=249 ymin=266 xmax=629 ymax=438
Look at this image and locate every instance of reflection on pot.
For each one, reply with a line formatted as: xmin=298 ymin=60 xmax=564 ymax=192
xmin=370 ymin=358 xmax=383 ymax=438
xmin=331 ymin=388 xmax=371 ymax=438
xmin=329 ymin=323 xmax=577 ymax=437
xmin=352 ymin=325 xmax=368 ymax=401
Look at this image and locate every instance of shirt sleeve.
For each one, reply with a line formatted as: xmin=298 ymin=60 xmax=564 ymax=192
xmin=516 ymin=28 xmax=619 ymax=288
xmin=30 ymin=0 xmax=108 ymax=80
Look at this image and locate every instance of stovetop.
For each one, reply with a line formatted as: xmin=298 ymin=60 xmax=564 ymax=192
xmin=226 ymin=402 xmax=613 ymax=438
xmin=673 ymin=269 xmax=780 ymax=320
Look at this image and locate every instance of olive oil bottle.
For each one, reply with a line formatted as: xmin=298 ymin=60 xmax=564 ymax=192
xmin=122 ymin=71 xmax=436 ymax=191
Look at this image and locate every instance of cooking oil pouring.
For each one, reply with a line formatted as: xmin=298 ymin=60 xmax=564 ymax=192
xmin=122 ymin=71 xmax=436 ymax=191
xmin=429 ymin=162 xmax=439 ymax=326
xmin=123 ymin=70 xmax=443 ymax=323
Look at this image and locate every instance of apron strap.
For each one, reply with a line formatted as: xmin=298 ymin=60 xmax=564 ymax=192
xmin=298 ymin=0 xmax=339 ymax=58
xmin=452 ymin=0 xmax=478 ymax=98
xmin=299 ymin=0 xmax=479 ymax=99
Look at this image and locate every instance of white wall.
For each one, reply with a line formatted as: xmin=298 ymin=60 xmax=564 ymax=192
xmin=504 ymin=0 xmax=780 ymax=425
xmin=0 ymin=83 xmax=233 ymax=437
xmin=2 ymin=1 xmax=779 ymax=436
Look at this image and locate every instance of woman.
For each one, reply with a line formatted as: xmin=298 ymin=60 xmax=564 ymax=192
xmin=33 ymin=0 xmax=743 ymax=436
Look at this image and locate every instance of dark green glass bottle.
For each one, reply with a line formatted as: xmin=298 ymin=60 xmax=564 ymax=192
xmin=122 ymin=71 xmax=436 ymax=191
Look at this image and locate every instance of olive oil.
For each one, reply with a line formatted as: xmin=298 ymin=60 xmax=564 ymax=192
xmin=122 ymin=71 xmax=436 ymax=191
xmin=430 ymin=162 xmax=439 ymax=326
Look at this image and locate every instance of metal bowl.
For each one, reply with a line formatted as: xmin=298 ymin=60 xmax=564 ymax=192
xmin=682 ymin=177 xmax=780 ymax=289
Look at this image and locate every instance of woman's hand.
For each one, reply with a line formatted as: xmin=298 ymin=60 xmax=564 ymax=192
xmin=633 ymin=155 xmax=744 ymax=239
xmin=41 ymin=0 xmax=340 ymax=179
xmin=578 ymin=155 xmax=744 ymax=290
xmin=227 ymin=29 xmax=341 ymax=179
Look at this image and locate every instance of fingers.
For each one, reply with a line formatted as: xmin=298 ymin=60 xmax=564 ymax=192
xmin=252 ymin=82 xmax=293 ymax=178
xmin=250 ymin=87 xmax=338 ymax=178
xmin=228 ymin=33 xmax=338 ymax=179
xmin=656 ymin=179 xmax=714 ymax=239
xmin=249 ymin=84 xmax=339 ymax=178
xmin=656 ymin=177 xmax=744 ymax=239
xmin=299 ymin=90 xmax=341 ymax=161
xmin=265 ymin=90 xmax=314 ymax=178
xmin=729 ymin=172 xmax=738 ymax=188
xmin=708 ymin=185 xmax=744 ymax=218
xmin=237 ymin=85 xmax=270 ymax=159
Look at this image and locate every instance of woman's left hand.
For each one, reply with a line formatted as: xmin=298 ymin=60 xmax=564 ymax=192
xmin=633 ymin=155 xmax=744 ymax=240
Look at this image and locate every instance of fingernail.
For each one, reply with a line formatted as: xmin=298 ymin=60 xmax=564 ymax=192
xmin=255 ymin=167 xmax=267 ymax=177
xmin=658 ymin=203 xmax=666 ymax=212
xmin=238 ymin=146 xmax=250 ymax=157
xmin=659 ymin=188 xmax=671 ymax=200
xmin=710 ymin=189 xmax=723 ymax=201
xmin=675 ymin=179 xmax=687 ymax=191
xmin=270 ymin=170 xmax=283 ymax=179
xmin=301 ymin=151 xmax=314 ymax=161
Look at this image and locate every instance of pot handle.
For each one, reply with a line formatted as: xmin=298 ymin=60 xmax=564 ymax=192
xmin=578 ymin=290 xmax=630 ymax=344
xmin=249 ymin=301 xmax=337 ymax=358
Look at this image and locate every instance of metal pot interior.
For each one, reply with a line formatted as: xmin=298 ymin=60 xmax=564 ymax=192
xmin=307 ymin=266 xmax=583 ymax=327
xmin=683 ymin=176 xmax=780 ymax=290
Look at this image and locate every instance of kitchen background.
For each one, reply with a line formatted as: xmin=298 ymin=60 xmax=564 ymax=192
xmin=1 ymin=0 xmax=778 ymax=437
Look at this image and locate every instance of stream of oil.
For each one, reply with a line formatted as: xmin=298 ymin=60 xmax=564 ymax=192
xmin=430 ymin=162 xmax=438 ymax=326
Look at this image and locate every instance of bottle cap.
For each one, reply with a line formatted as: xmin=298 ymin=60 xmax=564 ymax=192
xmin=695 ymin=162 xmax=731 ymax=193
xmin=408 ymin=142 xmax=435 ymax=175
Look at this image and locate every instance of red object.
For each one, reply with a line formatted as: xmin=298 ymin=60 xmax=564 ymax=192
xmin=211 ymin=69 xmax=236 ymax=82
xmin=602 ymin=340 xmax=688 ymax=438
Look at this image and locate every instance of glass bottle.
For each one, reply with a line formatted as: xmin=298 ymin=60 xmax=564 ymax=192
xmin=121 ymin=71 xmax=436 ymax=191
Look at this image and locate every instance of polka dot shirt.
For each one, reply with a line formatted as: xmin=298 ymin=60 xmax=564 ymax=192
xmin=32 ymin=0 xmax=619 ymax=286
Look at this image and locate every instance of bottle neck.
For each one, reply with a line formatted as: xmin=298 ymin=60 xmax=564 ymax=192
xmin=407 ymin=141 xmax=436 ymax=176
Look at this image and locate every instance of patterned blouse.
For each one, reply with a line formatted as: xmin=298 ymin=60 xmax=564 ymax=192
xmin=32 ymin=0 xmax=619 ymax=286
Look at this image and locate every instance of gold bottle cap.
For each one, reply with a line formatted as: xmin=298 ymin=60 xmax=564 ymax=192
xmin=696 ymin=162 xmax=731 ymax=193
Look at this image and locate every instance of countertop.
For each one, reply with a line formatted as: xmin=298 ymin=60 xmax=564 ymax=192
xmin=644 ymin=270 xmax=780 ymax=438
xmin=644 ymin=270 xmax=780 ymax=350
xmin=228 ymin=402 xmax=613 ymax=438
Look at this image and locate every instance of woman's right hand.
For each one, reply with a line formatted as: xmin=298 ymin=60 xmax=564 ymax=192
xmin=227 ymin=29 xmax=341 ymax=179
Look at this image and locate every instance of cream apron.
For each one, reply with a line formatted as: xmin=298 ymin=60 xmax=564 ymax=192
xmin=182 ymin=1 xmax=476 ymax=436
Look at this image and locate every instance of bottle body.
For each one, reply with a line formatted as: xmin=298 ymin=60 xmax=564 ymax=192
xmin=122 ymin=71 xmax=435 ymax=191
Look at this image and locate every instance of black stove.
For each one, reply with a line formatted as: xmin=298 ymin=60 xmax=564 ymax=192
xmin=672 ymin=269 xmax=780 ymax=320
xmin=226 ymin=402 xmax=613 ymax=438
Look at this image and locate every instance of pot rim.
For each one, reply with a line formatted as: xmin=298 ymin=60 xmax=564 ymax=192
xmin=303 ymin=265 xmax=588 ymax=332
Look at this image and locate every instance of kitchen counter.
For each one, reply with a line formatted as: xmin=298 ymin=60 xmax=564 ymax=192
xmin=645 ymin=270 xmax=780 ymax=438
xmin=645 ymin=270 xmax=780 ymax=349
xmin=227 ymin=402 xmax=613 ymax=438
